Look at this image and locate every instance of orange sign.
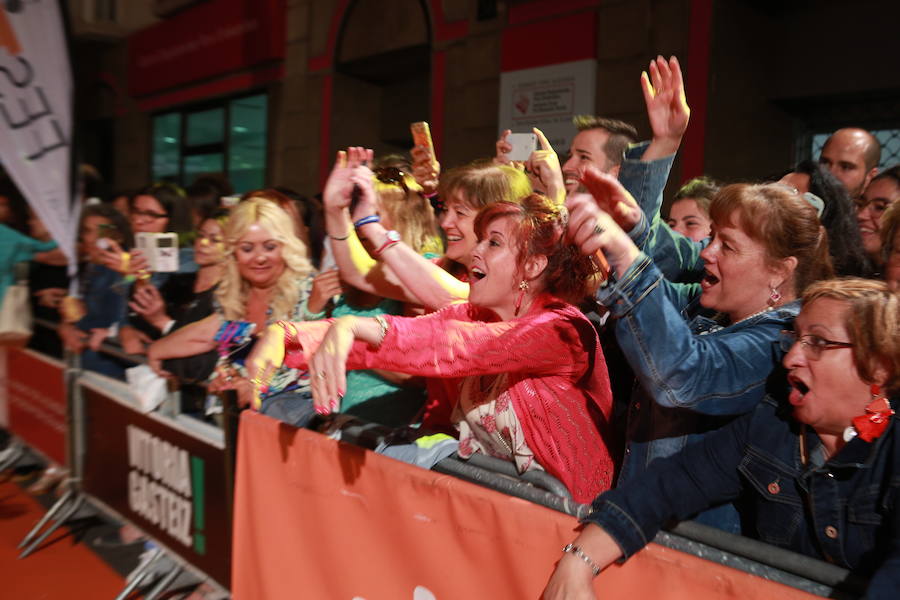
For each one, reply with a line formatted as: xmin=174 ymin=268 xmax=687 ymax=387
xmin=0 ymin=8 xmax=21 ymax=55
xmin=232 ymin=411 xmax=818 ymax=599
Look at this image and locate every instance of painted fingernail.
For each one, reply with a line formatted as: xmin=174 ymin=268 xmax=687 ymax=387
xmin=315 ymin=405 xmax=327 ymax=415
xmin=337 ymin=388 xmax=344 ymax=398
xmin=330 ymin=399 xmax=338 ymax=411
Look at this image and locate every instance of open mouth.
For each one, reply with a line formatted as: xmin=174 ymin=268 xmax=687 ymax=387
xmin=470 ymin=266 xmax=486 ymax=281
xmin=701 ymin=271 xmax=720 ymax=287
xmin=787 ymin=374 xmax=810 ymax=405
xmin=446 ymin=235 xmax=463 ymax=243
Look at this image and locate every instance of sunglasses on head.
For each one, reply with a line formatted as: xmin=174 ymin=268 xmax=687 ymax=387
xmin=373 ymin=167 xmax=410 ymax=195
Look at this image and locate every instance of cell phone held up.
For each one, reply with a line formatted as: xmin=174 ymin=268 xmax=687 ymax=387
xmin=410 ymin=121 xmax=437 ymax=167
xmin=505 ymin=132 xmax=538 ymax=162
xmin=135 ymin=232 xmax=180 ymax=273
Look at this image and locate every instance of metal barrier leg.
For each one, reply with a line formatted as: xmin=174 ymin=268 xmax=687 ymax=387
xmin=0 ymin=442 xmax=25 ymax=471
xmin=16 ymin=486 xmax=76 ymax=550
xmin=18 ymin=493 xmax=85 ymax=559
xmin=143 ymin=564 xmax=183 ymax=600
xmin=114 ymin=547 xmax=163 ymax=600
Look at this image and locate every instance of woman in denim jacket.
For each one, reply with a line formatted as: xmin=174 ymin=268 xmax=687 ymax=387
xmin=568 ymin=172 xmax=834 ymax=532
xmin=545 ymin=279 xmax=900 ymax=600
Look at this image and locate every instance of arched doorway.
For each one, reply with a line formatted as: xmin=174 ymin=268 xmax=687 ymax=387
xmin=330 ymin=0 xmax=431 ymax=157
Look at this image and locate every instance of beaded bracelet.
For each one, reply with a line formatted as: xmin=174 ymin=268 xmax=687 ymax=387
xmin=562 ymin=543 xmax=601 ymax=577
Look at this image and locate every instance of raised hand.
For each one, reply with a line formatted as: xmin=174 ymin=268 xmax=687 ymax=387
xmin=580 ymin=165 xmax=643 ymax=231
xmin=348 ymin=165 xmax=379 ymax=224
xmin=322 ymin=147 xmax=374 ymax=213
xmin=641 ymin=55 xmax=690 ymax=159
xmin=98 ymin=239 xmax=150 ymax=276
xmin=494 ymin=129 xmax=513 ymax=165
xmin=525 ymin=128 xmax=565 ymax=205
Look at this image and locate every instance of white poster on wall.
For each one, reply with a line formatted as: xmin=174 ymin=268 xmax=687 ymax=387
xmin=498 ymin=58 xmax=596 ymax=156
xmin=0 ymin=0 xmax=76 ymax=273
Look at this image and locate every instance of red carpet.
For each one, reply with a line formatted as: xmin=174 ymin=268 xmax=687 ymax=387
xmin=0 ymin=481 xmax=125 ymax=598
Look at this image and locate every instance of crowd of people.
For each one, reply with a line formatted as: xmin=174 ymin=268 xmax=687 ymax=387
xmin=2 ymin=54 xmax=899 ymax=597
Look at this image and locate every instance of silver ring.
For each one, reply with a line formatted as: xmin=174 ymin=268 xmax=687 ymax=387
xmin=317 ymin=372 xmax=327 ymax=380
xmin=593 ymin=224 xmax=605 ymax=237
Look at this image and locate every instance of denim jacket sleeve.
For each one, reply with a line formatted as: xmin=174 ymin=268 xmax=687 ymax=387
xmin=596 ymin=253 xmax=789 ymax=415
xmin=618 ymin=142 xmax=675 ymax=251
xmin=582 ymin=407 xmax=750 ymax=558
xmin=617 ymin=141 xmax=710 ymax=280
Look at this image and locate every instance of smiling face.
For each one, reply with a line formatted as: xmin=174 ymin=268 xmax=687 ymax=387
xmin=667 ymin=198 xmax=712 ymax=242
xmin=234 ymin=223 xmax=285 ymax=288
xmin=562 ymin=129 xmax=616 ymax=195
xmin=698 ymin=215 xmax=787 ymax=322
xmin=784 ymin=298 xmax=871 ymax=436
xmin=194 ymin=218 xmax=226 ymax=267
xmin=857 ymin=177 xmax=900 ymax=261
xmin=468 ymin=216 xmax=524 ymax=319
xmin=130 ymin=194 xmax=169 ymax=234
xmin=440 ymin=193 xmax=478 ymax=266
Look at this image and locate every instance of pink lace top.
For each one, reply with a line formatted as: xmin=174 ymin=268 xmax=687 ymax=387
xmin=284 ymin=295 xmax=615 ymax=503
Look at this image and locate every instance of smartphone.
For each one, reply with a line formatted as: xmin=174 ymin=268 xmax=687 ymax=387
xmin=410 ymin=121 xmax=436 ymax=164
xmin=506 ymin=132 xmax=538 ymax=161
xmin=135 ymin=232 xmax=180 ymax=272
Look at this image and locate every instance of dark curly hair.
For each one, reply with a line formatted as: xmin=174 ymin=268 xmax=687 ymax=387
xmin=473 ymin=193 xmax=597 ymax=304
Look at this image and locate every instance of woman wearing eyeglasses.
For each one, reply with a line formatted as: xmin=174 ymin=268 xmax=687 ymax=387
xmin=544 ymin=279 xmax=900 ymax=599
xmin=96 ymin=182 xmax=197 ymax=355
xmin=567 ymin=173 xmax=834 ymax=533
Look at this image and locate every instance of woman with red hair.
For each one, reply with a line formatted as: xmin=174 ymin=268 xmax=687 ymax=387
xmin=249 ymin=192 xmax=615 ymax=503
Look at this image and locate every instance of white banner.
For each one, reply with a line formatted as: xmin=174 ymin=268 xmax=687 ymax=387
xmin=498 ymin=58 xmax=597 ymax=157
xmin=0 ymin=0 xmax=76 ymax=273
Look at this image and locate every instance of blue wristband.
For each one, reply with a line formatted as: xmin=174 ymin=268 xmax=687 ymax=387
xmin=354 ymin=215 xmax=380 ymax=228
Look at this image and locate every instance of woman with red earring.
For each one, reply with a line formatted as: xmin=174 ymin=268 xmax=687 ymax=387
xmin=249 ymin=193 xmax=616 ymax=504
xmin=545 ymin=278 xmax=900 ymax=599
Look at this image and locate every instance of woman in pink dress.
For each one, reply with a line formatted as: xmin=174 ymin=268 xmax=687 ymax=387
xmin=249 ymin=192 xmax=615 ymax=503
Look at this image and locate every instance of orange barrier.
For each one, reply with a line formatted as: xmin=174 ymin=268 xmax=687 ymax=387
xmin=1 ymin=348 xmax=67 ymax=465
xmin=232 ymin=411 xmax=818 ymax=600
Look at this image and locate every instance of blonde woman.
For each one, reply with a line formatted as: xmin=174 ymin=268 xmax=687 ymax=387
xmin=326 ymin=148 xmax=531 ymax=311
xmin=148 ymin=197 xmax=318 ymax=418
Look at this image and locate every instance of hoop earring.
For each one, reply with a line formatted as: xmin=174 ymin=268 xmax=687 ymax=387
xmin=514 ymin=280 xmax=529 ymax=316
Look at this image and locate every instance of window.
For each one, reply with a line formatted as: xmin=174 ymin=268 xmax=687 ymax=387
xmin=150 ymin=93 xmax=268 ymax=193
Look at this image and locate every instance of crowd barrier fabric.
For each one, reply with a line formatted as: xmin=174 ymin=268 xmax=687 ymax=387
xmin=80 ymin=381 xmax=231 ymax=587
xmin=232 ymin=411 xmax=818 ymax=600
xmin=1 ymin=347 xmax=66 ymax=464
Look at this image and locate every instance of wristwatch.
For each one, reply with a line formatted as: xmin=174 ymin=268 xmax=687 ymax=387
xmin=375 ymin=230 xmax=402 ymax=256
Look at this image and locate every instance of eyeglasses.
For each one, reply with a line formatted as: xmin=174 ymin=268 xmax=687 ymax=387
xmin=373 ymin=167 xmax=410 ymax=195
xmin=779 ymin=329 xmax=854 ymax=360
xmin=132 ymin=208 xmax=168 ymax=220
